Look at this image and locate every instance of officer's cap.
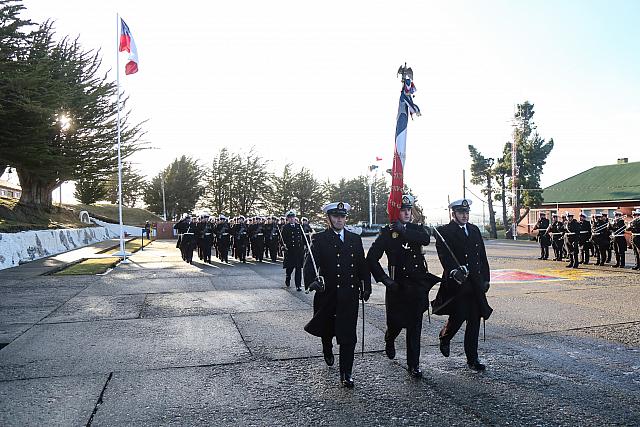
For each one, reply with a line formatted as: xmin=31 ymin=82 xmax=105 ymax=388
xmin=301 ymin=217 xmax=309 ymax=222
xmin=271 ymin=215 xmax=277 ymax=220
xmin=539 ymin=212 xmax=546 ymax=216
xmin=552 ymin=213 xmax=558 ymax=217
xmin=595 ymin=212 xmax=602 ymax=217
xmin=579 ymin=212 xmax=586 ymax=218
xmin=237 ymin=215 xmax=245 ymax=220
xmin=322 ymin=202 xmax=351 ymax=216
xmin=602 ymin=212 xmax=608 ymax=216
xmin=449 ymin=198 xmax=472 ymax=212
xmin=219 ymin=214 xmax=227 ymax=220
xmin=614 ymin=211 xmax=623 ymax=216
xmin=565 ymin=211 xmax=574 ymax=217
xmin=633 ymin=209 xmax=640 ymax=216
xmin=401 ymin=194 xmax=414 ymax=210
xmin=286 ymin=209 xmax=297 ymax=218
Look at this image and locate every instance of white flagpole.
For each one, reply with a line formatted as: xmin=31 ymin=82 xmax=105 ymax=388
xmin=115 ymin=13 xmax=129 ymax=263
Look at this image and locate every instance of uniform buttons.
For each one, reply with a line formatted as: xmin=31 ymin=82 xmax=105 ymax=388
xmin=337 ymin=254 xmax=340 ymax=257
xmin=337 ymin=274 xmax=341 ymax=278
xmin=337 ymin=264 xmax=340 ymax=268
xmin=402 ymin=267 xmax=406 ymax=270
xmin=350 ymin=264 xmax=354 ymax=267
xmin=350 ymin=274 xmax=354 ymax=278
xmin=337 ymin=285 xmax=340 ymax=288
xmin=414 ymin=264 xmax=418 ymax=267
xmin=351 ymin=254 xmax=354 ymax=257
xmin=351 ymin=284 xmax=354 ymax=288
xmin=413 ymin=255 xmax=417 ymax=258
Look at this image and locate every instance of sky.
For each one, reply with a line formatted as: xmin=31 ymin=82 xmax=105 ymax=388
xmin=13 ymin=0 xmax=640 ymax=224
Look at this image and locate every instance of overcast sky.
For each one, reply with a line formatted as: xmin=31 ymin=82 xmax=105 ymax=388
xmin=17 ymin=0 xmax=640 ymax=223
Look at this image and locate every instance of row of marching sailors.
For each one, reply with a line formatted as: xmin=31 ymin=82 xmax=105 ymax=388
xmin=532 ymin=209 xmax=640 ymax=270
xmin=172 ymin=212 xmax=314 ymax=265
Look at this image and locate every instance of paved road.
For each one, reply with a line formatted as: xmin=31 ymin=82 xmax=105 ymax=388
xmin=1 ymin=238 xmax=639 ymax=426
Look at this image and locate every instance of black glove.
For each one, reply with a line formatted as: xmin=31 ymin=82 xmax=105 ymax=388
xmin=449 ymin=266 xmax=469 ymax=285
xmin=360 ymin=282 xmax=371 ymax=301
xmin=308 ymin=276 xmax=325 ymax=293
xmin=381 ymin=275 xmax=400 ymax=292
xmin=482 ymin=281 xmax=490 ymax=293
xmin=390 ymin=221 xmax=406 ymax=234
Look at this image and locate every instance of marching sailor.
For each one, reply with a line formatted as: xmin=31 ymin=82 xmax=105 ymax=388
xmin=303 ymin=201 xmax=371 ymax=388
xmin=281 ymin=210 xmax=305 ymax=290
xmin=432 ymin=198 xmax=492 ymax=371
xmin=532 ymin=212 xmax=550 ymax=260
xmin=610 ymin=211 xmax=627 ymax=268
xmin=627 ymin=209 xmax=640 ymax=270
xmin=366 ymin=194 xmax=440 ymax=378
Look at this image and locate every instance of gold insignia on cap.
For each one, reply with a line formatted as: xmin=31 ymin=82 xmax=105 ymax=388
xmin=402 ymin=195 xmax=410 ymax=204
xmin=337 ymin=202 xmax=344 ymax=210
xmin=392 ymin=231 xmax=399 ymax=239
xmin=462 ymin=199 xmax=469 ymax=207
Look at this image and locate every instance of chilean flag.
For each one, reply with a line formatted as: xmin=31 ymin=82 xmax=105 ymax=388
xmin=119 ymin=19 xmax=138 ymax=75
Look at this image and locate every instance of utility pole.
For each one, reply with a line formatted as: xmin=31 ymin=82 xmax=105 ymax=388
xmin=462 ymin=169 xmax=466 ymax=199
xmin=161 ymin=177 xmax=167 ymax=221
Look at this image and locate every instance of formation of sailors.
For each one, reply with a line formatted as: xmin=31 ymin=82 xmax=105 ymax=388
xmin=172 ymin=211 xmax=314 ymax=267
xmin=533 ymin=209 xmax=640 ymax=270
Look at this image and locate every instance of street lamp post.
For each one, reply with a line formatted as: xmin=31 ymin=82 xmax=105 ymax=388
xmin=160 ymin=177 xmax=167 ymax=221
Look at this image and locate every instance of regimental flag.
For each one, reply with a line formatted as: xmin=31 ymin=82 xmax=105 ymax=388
xmin=119 ymin=18 xmax=139 ymax=75
xmin=387 ymin=71 xmax=421 ymax=222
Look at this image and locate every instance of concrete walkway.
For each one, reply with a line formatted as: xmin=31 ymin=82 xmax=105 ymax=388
xmin=0 ymin=239 xmax=638 ymax=426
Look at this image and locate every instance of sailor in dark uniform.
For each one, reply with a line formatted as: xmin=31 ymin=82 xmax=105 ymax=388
xmin=281 ymin=210 xmax=305 ymax=290
xmin=610 ymin=211 xmax=627 ymax=268
xmin=532 ymin=212 xmax=550 ymax=260
xmin=179 ymin=215 xmax=198 ymax=264
xmin=627 ymin=209 xmax=640 ymax=270
xmin=232 ymin=216 xmax=249 ymax=263
xmin=432 ymin=198 xmax=492 ymax=371
xmin=578 ymin=212 xmax=592 ymax=265
xmin=564 ymin=212 xmax=581 ymax=268
xmin=251 ymin=217 xmax=265 ymax=262
xmin=547 ymin=214 xmax=564 ymax=261
xmin=201 ymin=216 xmax=215 ymax=264
xmin=173 ymin=215 xmax=190 ymax=260
xmin=215 ymin=214 xmax=232 ymax=263
xmin=303 ymin=202 xmax=371 ymax=388
xmin=366 ymin=195 xmax=440 ymax=378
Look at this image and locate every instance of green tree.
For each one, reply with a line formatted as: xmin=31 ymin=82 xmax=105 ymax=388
xmin=502 ymin=101 xmax=554 ymax=226
xmin=144 ymin=156 xmax=202 ymax=219
xmin=0 ymin=3 xmax=145 ymax=209
xmin=104 ymin=163 xmax=146 ymax=208
xmin=291 ymin=167 xmax=326 ymax=221
xmin=468 ymin=145 xmax=497 ymax=238
xmin=73 ymin=174 xmax=107 ymax=205
xmin=269 ymin=163 xmax=297 ymax=217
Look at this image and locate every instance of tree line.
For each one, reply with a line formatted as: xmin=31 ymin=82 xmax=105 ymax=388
xmin=141 ymin=148 xmax=394 ymax=223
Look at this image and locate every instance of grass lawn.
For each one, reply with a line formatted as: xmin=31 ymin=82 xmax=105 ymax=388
xmin=65 ymin=203 xmax=163 ymax=227
xmin=54 ymin=237 xmax=154 ymax=276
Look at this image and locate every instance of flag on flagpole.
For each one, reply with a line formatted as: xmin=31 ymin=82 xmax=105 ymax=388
xmin=119 ymin=18 xmax=139 ymax=75
xmin=387 ymin=64 xmax=420 ymax=223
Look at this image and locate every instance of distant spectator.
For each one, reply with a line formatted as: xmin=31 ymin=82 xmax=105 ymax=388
xmin=144 ymin=221 xmax=151 ymax=239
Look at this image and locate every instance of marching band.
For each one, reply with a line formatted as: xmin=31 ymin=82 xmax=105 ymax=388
xmin=533 ymin=209 xmax=640 ymax=270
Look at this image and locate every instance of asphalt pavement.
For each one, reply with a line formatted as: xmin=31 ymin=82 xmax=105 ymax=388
xmin=0 ymin=237 xmax=639 ymax=426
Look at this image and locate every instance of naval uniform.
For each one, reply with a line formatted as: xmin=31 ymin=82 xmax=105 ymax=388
xmin=366 ymin=222 xmax=440 ymax=371
xmin=432 ymin=220 xmax=492 ymax=365
xmin=282 ymin=222 xmax=305 ymax=289
xmin=533 ymin=217 xmax=550 ymax=260
xmin=303 ymin=228 xmax=371 ymax=383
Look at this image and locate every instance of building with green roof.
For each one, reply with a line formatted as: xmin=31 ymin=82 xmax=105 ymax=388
xmin=519 ymin=158 xmax=640 ymax=236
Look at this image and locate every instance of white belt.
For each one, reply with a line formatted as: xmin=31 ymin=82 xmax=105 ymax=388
xmin=257 ymin=233 xmax=263 ymax=236
xmin=205 ymin=233 xmax=212 ymax=235
xmin=184 ymin=232 xmax=194 ymax=235
xmin=222 ymin=233 xmax=229 ymax=236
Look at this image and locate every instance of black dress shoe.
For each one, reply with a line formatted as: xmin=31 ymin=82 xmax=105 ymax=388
xmin=408 ymin=366 xmax=423 ymax=378
xmin=340 ymin=373 xmax=354 ymax=388
xmin=467 ymin=359 xmax=486 ymax=371
xmin=439 ymin=338 xmax=450 ymax=357
xmin=323 ymin=351 xmax=334 ymax=366
xmin=296 ymin=286 xmax=302 ymax=292
xmin=385 ymin=340 xmax=396 ymax=359
xmin=285 ymin=281 xmax=290 ymax=287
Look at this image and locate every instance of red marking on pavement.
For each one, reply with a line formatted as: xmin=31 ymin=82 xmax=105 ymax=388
xmin=491 ymin=269 xmax=560 ymax=282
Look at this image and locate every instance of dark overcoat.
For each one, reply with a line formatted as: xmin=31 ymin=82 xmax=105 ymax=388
xmin=431 ymin=220 xmax=492 ymax=319
xmin=281 ymin=222 xmax=305 ymax=269
xmin=366 ymin=223 xmax=440 ymax=328
xmin=303 ymin=229 xmax=371 ymax=344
